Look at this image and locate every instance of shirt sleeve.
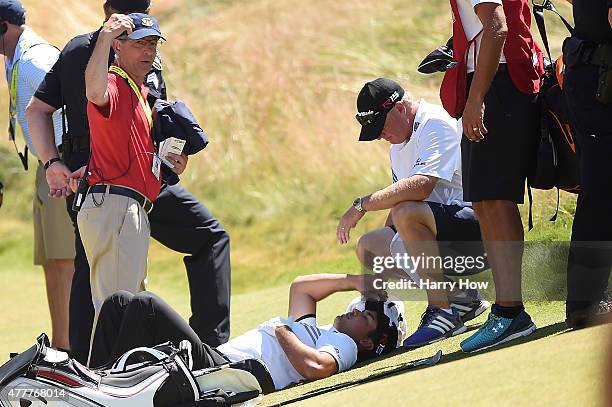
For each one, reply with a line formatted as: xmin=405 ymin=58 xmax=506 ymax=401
xmin=92 ymin=73 xmax=120 ymax=119
xmin=316 ymin=332 xmax=358 ymax=373
xmin=34 ymin=52 xmax=62 ymax=109
xmin=408 ymin=119 xmax=461 ymax=182
xmin=470 ymin=0 xmax=502 ymax=7
xmin=22 ymin=46 xmax=59 ymax=96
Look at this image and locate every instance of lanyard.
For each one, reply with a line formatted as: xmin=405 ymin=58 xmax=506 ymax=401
xmin=8 ymin=57 xmax=28 ymax=170
xmin=108 ymin=65 xmax=153 ymax=129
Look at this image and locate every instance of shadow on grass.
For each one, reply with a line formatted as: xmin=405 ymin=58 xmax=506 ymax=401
xmin=436 ymin=321 xmax=569 ymax=366
xmin=272 ymin=322 xmax=569 ymax=405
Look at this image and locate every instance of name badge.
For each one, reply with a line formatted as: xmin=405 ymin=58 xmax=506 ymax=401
xmin=152 ymin=153 xmax=161 ymax=180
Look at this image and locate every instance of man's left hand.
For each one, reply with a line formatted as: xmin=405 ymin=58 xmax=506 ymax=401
xmin=337 ymin=206 xmax=365 ymax=245
xmin=166 ymin=152 xmax=188 ymax=175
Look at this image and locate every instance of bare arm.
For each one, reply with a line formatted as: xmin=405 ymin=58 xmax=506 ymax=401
xmin=462 ymin=2 xmax=508 ymax=142
xmin=336 ymin=175 xmax=437 ymax=244
xmin=362 ymin=175 xmax=437 ymax=212
xmin=274 ymin=326 xmax=338 ymax=381
xmin=288 ymin=274 xmax=362 ymax=319
xmin=26 ymin=97 xmax=72 ymax=197
xmin=85 ymin=14 xmax=134 ymax=106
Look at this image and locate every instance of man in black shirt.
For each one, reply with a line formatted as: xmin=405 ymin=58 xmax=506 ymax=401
xmin=27 ymin=0 xmax=231 ymax=363
xmin=562 ymin=0 xmax=612 ymax=328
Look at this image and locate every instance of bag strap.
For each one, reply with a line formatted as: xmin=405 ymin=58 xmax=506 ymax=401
xmin=532 ymin=0 xmax=574 ymax=60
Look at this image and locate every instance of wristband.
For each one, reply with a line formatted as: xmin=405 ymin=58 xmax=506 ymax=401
xmin=44 ymin=157 xmax=62 ymax=170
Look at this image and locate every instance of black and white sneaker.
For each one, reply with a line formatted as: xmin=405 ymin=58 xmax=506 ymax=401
xmin=449 ymin=289 xmax=491 ymax=323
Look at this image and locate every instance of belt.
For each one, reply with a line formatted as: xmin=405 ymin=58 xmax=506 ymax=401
xmin=88 ymin=184 xmax=154 ymax=214
xmin=578 ymin=42 xmax=612 ymax=67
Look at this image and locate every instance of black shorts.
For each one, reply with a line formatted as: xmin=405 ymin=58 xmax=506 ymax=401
xmin=390 ymin=202 xmax=487 ymax=275
xmin=461 ymin=66 xmax=538 ymax=203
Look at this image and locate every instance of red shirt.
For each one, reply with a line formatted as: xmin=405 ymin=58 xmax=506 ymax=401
xmin=450 ymin=0 xmax=544 ymax=95
xmin=87 ymin=72 xmax=161 ymax=201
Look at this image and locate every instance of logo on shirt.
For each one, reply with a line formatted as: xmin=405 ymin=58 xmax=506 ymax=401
xmin=413 ymin=158 xmax=427 ymax=168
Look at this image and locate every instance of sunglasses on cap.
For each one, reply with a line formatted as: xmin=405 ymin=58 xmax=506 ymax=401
xmin=355 ymin=110 xmax=381 ymax=126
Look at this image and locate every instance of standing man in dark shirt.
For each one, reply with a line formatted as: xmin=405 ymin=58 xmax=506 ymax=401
xmin=26 ymin=0 xmax=231 ymax=364
xmin=562 ymin=0 xmax=612 ymax=328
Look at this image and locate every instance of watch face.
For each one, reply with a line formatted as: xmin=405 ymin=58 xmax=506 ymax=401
xmin=353 ymin=198 xmax=360 ymax=206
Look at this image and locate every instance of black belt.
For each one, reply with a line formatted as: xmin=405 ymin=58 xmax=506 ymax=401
xmin=88 ymin=184 xmax=154 ymax=214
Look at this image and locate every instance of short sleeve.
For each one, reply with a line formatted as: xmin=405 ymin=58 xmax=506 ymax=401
xmin=34 ymin=54 xmax=62 ymax=109
xmin=295 ymin=315 xmax=317 ymax=327
xmin=91 ymin=73 xmax=120 ymax=119
xmin=316 ymin=332 xmax=358 ymax=373
xmin=470 ymin=0 xmax=502 ymax=7
xmin=409 ymin=119 xmax=460 ymax=182
xmin=22 ymin=46 xmax=59 ymax=95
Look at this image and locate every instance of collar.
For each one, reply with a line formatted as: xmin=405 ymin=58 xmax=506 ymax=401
xmin=412 ymin=99 xmax=427 ymax=134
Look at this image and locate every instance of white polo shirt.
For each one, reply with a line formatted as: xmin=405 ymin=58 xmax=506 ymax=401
xmin=217 ymin=316 xmax=357 ymax=390
xmin=4 ymin=28 xmax=63 ymax=158
xmin=389 ymin=99 xmax=468 ymax=207
xmin=456 ymin=0 xmax=506 ymax=72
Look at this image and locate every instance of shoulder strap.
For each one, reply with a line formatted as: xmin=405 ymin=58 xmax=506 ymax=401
xmin=532 ymin=0 xmax=574 ymax=60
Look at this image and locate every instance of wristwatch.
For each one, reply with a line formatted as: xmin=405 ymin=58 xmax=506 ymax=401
xmin=44 ymin=157 xmax=62 ymax=170
xmin=352 ymin=197 xmax=366 ymax=214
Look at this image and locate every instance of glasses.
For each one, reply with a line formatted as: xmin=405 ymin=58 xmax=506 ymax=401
xmin=117 ymin=36 xmax=162 ymax=50
xmin=355 ymin=110 xmax=380 ymax=126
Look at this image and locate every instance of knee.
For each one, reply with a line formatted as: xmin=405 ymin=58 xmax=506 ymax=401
xmin=472 ymin=200 xmax=515 ymax=219
xmin=100 ymin=290 xmax=133 ymax=314
xmin=356 ymin=232 xmax=375 ymax=263
xmin=391 ymin=201 xmax=426 ymax=228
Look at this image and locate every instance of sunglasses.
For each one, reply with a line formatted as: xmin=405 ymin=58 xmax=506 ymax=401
xmin=355 ymin=110 xmax=381 ymax=126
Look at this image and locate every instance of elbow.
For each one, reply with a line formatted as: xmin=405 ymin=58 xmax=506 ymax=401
xmin=415 ymin=179 xmax=435 ymax=201
xmin=301 ymin=364 xmax=331 ymax=381
xmin=85 ymin=89 xmax=104 ymax=106
xmin=493 ymin=11 xmax=508 ymax=41
xmin=26 ymin=97 xmax=53 ymax=122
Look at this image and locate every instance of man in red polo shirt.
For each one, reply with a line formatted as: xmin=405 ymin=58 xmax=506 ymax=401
xmin=78 ymin=12 xmax=164 ymax=325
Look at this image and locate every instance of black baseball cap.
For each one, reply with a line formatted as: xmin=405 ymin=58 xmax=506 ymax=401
xmin=126 ymin=13 xmax=165 ymax=40
xmin=107 ymin=0 xmax=151 ymax=14
xmin=356 ymin=78 xmax=405 ymax=141
xmin=0 ymin=0 xmax=25 ymax=25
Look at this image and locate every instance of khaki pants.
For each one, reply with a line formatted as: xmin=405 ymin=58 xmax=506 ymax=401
xmin=77 ymin=191 xmax=150 ymax=315
xmin=33 ymin=162 xmax=75 ymax=265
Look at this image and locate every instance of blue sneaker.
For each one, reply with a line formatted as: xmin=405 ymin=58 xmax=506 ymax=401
xmin=403 ymin=307 xmax=467 ymax=349
xmin=460 ymin=307 xmax=537 ymax=353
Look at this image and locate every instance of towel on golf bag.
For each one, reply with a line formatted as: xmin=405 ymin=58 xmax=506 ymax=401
xmin=0 ymin=334 xmax=268 ymax=407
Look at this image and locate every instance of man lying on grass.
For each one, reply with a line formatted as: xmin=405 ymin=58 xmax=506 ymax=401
xmin=89 ymin=274 xmax=406 ymax=391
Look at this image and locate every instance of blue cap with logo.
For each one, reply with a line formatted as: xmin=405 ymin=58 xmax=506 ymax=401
xmin=127 ymin=13 xmax=165 ymax=41
xmin=0 ymin=0 xmax=25 ymax=25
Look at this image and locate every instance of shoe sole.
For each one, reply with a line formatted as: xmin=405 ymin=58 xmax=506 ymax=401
xmin=462 ymin=322 xmax=537 ymax=353
xmin=404 ymin=325 xmax=468 ymax=349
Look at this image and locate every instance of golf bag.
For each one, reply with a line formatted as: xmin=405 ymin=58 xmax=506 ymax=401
xmin=0 ymin=334 xmax=272 ymax=407
xmin=526 ymin=0 xmax=579 ymax=229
